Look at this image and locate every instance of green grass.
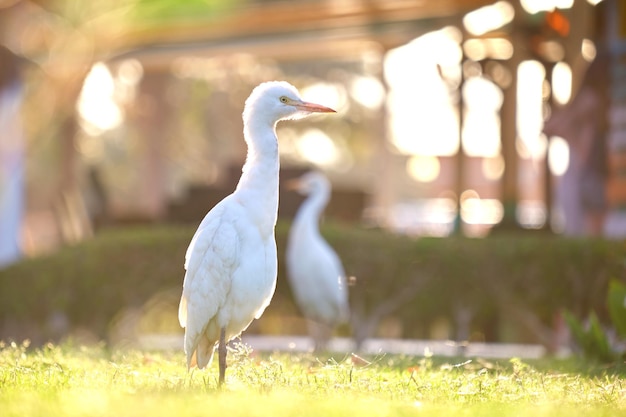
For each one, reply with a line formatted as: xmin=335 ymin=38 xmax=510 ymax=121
xmin=1 ymin=340 xmax=625 ymax=416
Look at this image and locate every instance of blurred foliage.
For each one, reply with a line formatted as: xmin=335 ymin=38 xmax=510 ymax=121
xmin=129 ymin=0 xmax=240 ymax=24
xmin=607 ymin=279 xmax=626 ymax=339
xmin=0 ymin=224 xmax=624 ymax=347
xmin=565 ymin=279 xmax=626 ymax=363
xmin=564 ymin=311 xmax=614 ymax=363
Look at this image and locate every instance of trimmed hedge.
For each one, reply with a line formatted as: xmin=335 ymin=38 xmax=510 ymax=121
xmin=0 ymin=223 xmax=624 ymax=347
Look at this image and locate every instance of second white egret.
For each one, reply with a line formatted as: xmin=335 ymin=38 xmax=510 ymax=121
xmin=286 ymin=171 xmax=350 ymax=350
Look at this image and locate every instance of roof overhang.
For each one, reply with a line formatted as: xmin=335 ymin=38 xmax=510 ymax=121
xmin=110 ymin=0 xmax=496 ymax=67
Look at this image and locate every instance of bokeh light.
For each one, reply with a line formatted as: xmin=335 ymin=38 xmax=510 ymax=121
xmin=551 ymin=62 xmax=572 ymax=105
xmin=406 ymin=155 xmax=441 ymax=183
xmin=385 ymin=27 xmax=461 ymax=157
xmin=548 ymin=136 xmax=570 ymax=176
xmin=295 ymin=128 xmax=340 ymax=168
xmin=462 ymin=76 xmax=503 ymax=157
xmin=77 ymin=62 xmax=123 ymax=135
xmin=463 ymin=1 xmax=515 ymax=36
xmin=517 ymin=60 xmax=546 ymax=159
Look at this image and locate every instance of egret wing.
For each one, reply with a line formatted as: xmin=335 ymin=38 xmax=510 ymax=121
xmin=178 ymin=201 xmax=241 ymax=367
xmin=315 ymin=241 xmax=350 ymax=322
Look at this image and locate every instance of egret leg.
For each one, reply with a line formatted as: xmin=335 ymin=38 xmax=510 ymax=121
xmin=218 ymin=327 xmax=226 ymax=386
xmin=307 ymin=319 xmax=332 ymax=352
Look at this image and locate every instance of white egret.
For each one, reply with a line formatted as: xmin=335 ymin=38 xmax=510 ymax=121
xmin=178 ymin=82 xmax=335 ymax=385
xmin=286 ymin=171 xmax=350 ymax=350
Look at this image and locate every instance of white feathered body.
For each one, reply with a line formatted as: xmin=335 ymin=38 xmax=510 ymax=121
xmin=179 ymin=82 xmax=285 ymax=369
xmin=178 ymin=192 xmax=278 ymax=368
xmin=286 ymin=174 xmax=349 ymax=327
xmin=178 ymin=81 xmax=334 ymax=370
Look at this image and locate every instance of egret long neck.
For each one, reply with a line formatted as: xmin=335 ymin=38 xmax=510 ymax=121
xmin=293 ymin=186 xmax=329 ymax=237
xmin=236 ymin=119 xmax=280 ymax=235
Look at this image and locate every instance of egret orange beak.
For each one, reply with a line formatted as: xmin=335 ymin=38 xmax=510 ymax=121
xmin=294 ymin=101 xmax=336 ymax=113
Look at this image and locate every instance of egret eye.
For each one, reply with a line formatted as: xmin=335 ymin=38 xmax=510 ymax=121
xmin=280 ymin=96 xmax=289 ymax=104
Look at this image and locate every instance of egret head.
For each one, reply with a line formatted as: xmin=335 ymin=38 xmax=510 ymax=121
xmin=287 ymin=170 xmax=331 ymax=196
xmin=244 ymin=81 xmax=335 ymax=125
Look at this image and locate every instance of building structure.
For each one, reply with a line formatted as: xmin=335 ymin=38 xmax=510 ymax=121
xmin=0 ymin=0 xmax=614 ymax=256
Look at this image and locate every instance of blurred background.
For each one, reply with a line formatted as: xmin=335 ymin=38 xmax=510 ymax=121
xmin=0 ymin=0 xmax=618 ymax=260
xmin=1 ymin=0 xmax=624 ymax=354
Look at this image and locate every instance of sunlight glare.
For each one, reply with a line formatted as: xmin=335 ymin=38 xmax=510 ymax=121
xmin=350 ymin=76 xmax=385 ymax=110
xmin=77 ymin=62 xmax=123 ymax=134
xmin=548 ymin=135 xmax=570 ymax=176
xmin=301 ymin=82 xmax=346 ymax=112
xmin=463 ymin=76 xmax=502 ymax=157
xmin=295 ymin=129 xmax=340 ymax=168
xmin=555 ymin=0 xmax=574 ymax=7
xmin=552 ymin=62 xmax=572 ymax=105
xmin=463 ymin=1 xmax=514 ymax=36
xmin=521 ymin=0 xmax=573 ymax=14
xmin=385 ymin=28 xmax=461 ymax=156
xmin=517 ymin=60 xmax=545 ymax=158
xmin=407 ymin=155 xmax=441 ymax=183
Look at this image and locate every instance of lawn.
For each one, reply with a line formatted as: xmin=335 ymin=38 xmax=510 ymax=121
xmin=1 ymin=339 xmax=625 ymax=417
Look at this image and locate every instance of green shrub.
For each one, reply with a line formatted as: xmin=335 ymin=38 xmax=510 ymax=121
xmin=0 ymin=224 xmax=624 ymax=347
xmin=565 ymin=279 xmax=626 ymax=362
xmin=564 ymin=310 xmax=615 ymax=363
xmin=607 ymin=279 xmax=626 ymax=339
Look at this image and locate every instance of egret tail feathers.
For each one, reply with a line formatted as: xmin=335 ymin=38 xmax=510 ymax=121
xmin=188 ymin=337 xmax=216 ymax=370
